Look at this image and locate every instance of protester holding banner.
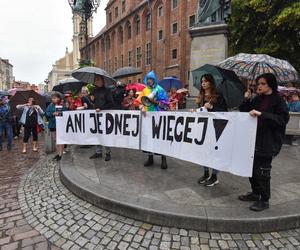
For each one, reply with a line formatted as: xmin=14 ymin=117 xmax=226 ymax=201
xmin=239 ymin=73 xmax=289 ymax=212
xmin=17 ymin=97 xmax=44 ymax=154
xmin=45 ymin=93 xmax=66 ymax=161
xmin=135 ymin=70 xmax=169 ymax=169
xmin=89 ymin=75 xmax=115 ymax=162
xmin=195 ymin=74 xmax=228 ymax=187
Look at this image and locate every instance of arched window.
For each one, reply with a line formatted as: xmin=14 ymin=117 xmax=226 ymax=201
xmin=135 ymin=16 xmax=141 ymax=35
xmin=119 ymin=27 xmax=124 ymax=44
xmin=145 ymin=13 xmax=151 ymax=31
xmin=127 ymin=23 xmax=132 ymax=39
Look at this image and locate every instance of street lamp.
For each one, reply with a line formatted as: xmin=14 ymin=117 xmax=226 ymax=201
xmin=68 ymin=0 xmax=101 ymax=60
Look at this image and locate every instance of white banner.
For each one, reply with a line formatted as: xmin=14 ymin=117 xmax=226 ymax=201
xmin=56 ymin=110 xmax=141 ymax=149
xmin=56 ymin=110 xmax=257 ymax=177
xmin=141 ymin=112 xmax=257 ymax=177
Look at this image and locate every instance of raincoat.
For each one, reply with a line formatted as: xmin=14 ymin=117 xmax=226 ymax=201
xmin=135 ymin=71 xmax=169 ymax=111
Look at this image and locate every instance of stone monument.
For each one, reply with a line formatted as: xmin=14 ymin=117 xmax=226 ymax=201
xmin=189 ymin=0 xmax=231 ymax=96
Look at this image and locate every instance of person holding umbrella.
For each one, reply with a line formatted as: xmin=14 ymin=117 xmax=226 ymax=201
xmin=89 ymin=75 xmax=115 ymax=161
xmin=17 ymin=96 xmax=44 ymax=153
xmin=239 ymin=73 xmax=289 ymax=211
xmin=0 ymin=96 xmax=13 ymax=151
xmin=195 ymin=74 xmax=228 ymax=187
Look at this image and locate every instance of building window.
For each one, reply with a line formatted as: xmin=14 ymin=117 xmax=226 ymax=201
xmin=136 ymin=47 xmax=142 ymax=68
xmin=136 ymin=17 xmax=141 ymax=35
xmin=172 ymin=22 xmax=178 ymax=34
xmin=122 ymin=1 xmax=126 ymax=12
xmin=114 ymin=57 xmax=117 ymax=70
xmin=189 ymin=15 xmax=196 ymax=27
xmin=172 ymin=0 xmax=178 ymax=9
xmin=115 ymin=7 xmax=119 ymax=18
xmin=127 ymin=24 xmax=132 ymax=39
xmin=108 ymin=12 xmax=112 ymax=23
xmin=128 ymin=51 xmax=132 ymax=66
xmin=146 ymin=13 xmax=151 ymax=31
xmin=146 ymin=43 xmax=152 ymax=66
xmin=172 ymin=49 xmax=177 ymax=59
xmin=158 ymin=30 xmax=163 ymax=40
xmin=120 ymin=54 xmax=124 ymax=67
xmin=119 ymin=27 xmax=123 ymax=44
xmin=158 ymin=6 xmax=163 ymax=17
xmin=138 ymin=78 xmax=141 ymax=83
xmin=128 ymin=79 xmax=132 ymax=84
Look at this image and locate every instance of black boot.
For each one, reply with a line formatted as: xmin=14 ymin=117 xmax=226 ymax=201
xmin=144 ymin=155 xmax=154 ymax=167
xmin=238 ymin=192 xmax=260 ymax=202
xmin=250 ymin=200 xmax=269 ymax=212
xmin=161 ymin=156 xmax=168 ymax=169
xmin=105 ymin=153 xmax=111 ymax=162
xmin=198 ymin=171 xmax=210 ymax=184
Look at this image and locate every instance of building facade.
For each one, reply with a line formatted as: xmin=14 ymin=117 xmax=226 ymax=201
xmin=0 ymin=58 xmax=14 ymax=90
xmin=82 ymin=0 xmax=198 ymax=84
xmin=47 ymin=14 xmax=93 ymax=91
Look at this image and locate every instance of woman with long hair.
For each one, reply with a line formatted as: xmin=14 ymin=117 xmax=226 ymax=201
xmin=17 ymin=97 xmax=44 ymax=153
xmin=196 ymin=74 xmax=228 ymax=187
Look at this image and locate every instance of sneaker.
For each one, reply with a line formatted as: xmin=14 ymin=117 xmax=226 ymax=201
xmin=250 ymin=201 xmax=269 ymax=212
xmin=55 ymin=156 xmax=62 ymax=162
xmin=53 ymin=155 xmax=60 ymax=161
xmin=238 ymin=192 xmax=260 ymax=202
xmin=89 ymin=153 xmax=102 ymax=159
xmin=198 ymin=174 xmax=210 ymax=184
xmin=7 ymin=145 xmax=12 ymax=151
xmin=105 ymin=154 xmax=111 ymax=161
xmin=204 ymin=176 xmax=219 ymax=187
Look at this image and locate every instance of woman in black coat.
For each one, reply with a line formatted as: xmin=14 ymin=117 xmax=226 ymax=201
xmin=195 ymin=74 xmax=228 ymax=187
xmin=239 ymin=73 xmax=289 ymax=211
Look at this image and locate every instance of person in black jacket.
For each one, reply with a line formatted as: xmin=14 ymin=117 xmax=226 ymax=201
xmin=239 ymin=73 xmax=289 ymax=212
xmin=89 ymin=75 xmax=115 ymax=161
xmin=195 ymin=74 xmax=228 ymax=187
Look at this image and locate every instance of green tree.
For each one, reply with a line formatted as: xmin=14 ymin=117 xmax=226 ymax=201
xmin=228 ymin=0 xmax=300 ymax=73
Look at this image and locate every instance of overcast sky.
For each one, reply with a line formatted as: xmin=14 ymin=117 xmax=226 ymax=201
xmin=0 ymin=0 xmax=109 ymax=85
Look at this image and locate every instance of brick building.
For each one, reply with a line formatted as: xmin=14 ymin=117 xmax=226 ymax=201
xmin=82 ymin=0 xmax=198 ymax=84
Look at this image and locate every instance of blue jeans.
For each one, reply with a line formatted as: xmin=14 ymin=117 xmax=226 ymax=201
xmin=95 ymin=145 xmax=111 ymax=155
xmin=0 ymin=122 xmax=13 ymax=149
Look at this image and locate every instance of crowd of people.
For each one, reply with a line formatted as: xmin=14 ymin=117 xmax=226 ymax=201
xmin=0 ymin=70 xmax=295 ymax=212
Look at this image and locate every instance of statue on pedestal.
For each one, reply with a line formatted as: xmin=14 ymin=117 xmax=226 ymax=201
xmin=197 ymin=0 xmax=231 ymax=25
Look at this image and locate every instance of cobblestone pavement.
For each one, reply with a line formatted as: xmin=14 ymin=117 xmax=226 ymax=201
xmin=16 ymin=155 xmax=300 ymax=250
xmin=0 ymin=138 xmax=59 ymax=250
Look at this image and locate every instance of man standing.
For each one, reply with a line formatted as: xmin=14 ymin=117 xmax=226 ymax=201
xmin=0 ymin=96 xmax=13 ymax=151
xmin=89 ymin=75 xmax=115 ymax=161
xmin=135 ymin=71 xmax=169 ymax=169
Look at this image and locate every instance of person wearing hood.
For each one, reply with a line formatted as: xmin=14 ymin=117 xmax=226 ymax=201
xmin=239 ymin=73 xmax=289 ymax=212
xmin=135 ymin=71 xmax=169 ymax=169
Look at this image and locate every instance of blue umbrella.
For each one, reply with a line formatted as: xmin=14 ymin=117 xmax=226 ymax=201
xmin=159 ymin=77 xmax=183 ymax=92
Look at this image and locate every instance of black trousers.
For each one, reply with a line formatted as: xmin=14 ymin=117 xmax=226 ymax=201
xmin=249 ymin=155 xmax=273 ymax=202
xmin=23 ymin=126 xmax=38 ymax=143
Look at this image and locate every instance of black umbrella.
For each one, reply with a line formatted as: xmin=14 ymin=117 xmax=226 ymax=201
xmin=52 ymin=83 xmax=64 ymax=93
xmin=72 ymin=67 xmax=116 ymax=87
xmin=112 ymin=67 xmax=142 ymax=79
xmin=9 ymin=90 xmax=46 ymax=115
xmin=52 ymin=78 xmax=85 ymax=94
xmin=192 ymin=64 xmax=245 ymax=108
